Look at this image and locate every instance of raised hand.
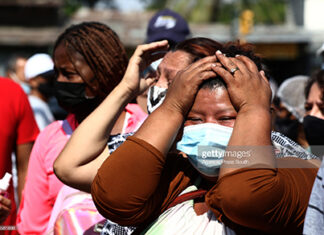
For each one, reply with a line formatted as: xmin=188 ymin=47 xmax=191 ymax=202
xmin=212 ymin=50 xmax=272 ymax=113
xmin=121 ymin=40 xmax=169 ymax=97
xmin=162 ymin=55 xmax=218 ymax=116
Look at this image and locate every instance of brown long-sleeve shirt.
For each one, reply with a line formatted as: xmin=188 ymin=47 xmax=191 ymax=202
xmin=91 ymin=136 xmax=317 ymax=234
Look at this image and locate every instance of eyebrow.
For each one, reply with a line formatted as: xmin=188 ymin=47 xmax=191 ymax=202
xmin=190 ymin=107 xmax=237 ymax=114
xmin=306 ymin=101 xmax=324 ymax=105
xmin=157 ymin=67 xmax=175 ymax=81
xmin=61 ymin=62 xmax=76 ymax=70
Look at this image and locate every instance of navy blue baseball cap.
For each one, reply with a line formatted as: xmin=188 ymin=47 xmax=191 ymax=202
xmin=146 ymin=9 xmax=191 ymax=44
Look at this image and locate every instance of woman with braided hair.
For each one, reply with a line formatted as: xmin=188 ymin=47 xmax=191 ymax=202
xmin=16 ymin=22 xmax=151 ymax=234
xmin=52 ymin=21 xmax=130 ymax=123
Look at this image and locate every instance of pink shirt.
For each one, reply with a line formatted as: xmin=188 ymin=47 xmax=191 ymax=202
xmin=17 ymin=114 xmax=78 ymax=234
xmin=16 ymin=104 xmax=147 ymax=234
xmin=124 ymin=103 xmax=147 ymax=133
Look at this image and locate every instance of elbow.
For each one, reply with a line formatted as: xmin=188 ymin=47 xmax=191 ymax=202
xmin=53 ymin=158 xmax=69 ymax=185
xmin=91 ymin=180 xmax=128 ymax=225
xmin=91 ymin=174 xmax=150 ymax=226
xmin=207 ymin=169 xmax=281 ymax=228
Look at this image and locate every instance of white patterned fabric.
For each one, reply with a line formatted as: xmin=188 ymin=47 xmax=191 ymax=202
xmin=142 ymin=185 xmax=228 ymax=235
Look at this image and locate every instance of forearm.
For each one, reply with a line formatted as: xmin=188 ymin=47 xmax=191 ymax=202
xmin=54 ymin=82 xmax=134 ymax=187
xmin=16 ymin=142 xmax=34 ymax=203
xmin=230 ymin=105 xmax=272 ymax=146
xmin=17 ymin=169 xmax=27 ymax=204
xmin=134 ymin=103 xmax=184 ymax=156
xmin=56 ymin=147 xmax=110 ymax=193
xmin=92 ymin=136 xmax=168 ymax=225
xmin=220 ymin=106 xmax=275 ymax=177
xmin=207 ymin=165 xmax=317 ymax=234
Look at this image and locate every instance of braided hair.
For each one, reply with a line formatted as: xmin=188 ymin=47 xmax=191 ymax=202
xmin=54 ymin=21 xmax=128 ymax=98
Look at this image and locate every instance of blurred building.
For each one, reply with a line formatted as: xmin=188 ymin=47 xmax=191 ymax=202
xmin=0 ymin=0 xmax=63 ymax=75
xmin=0 ymin=0 xmax=323 ymax=84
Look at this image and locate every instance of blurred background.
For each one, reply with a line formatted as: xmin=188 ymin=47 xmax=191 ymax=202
xmin=0 ymin=0 xmax=323 ymax=85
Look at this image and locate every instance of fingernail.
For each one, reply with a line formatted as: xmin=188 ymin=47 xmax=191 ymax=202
xmin=216 ymin=50 xmax=222 ymax=55
xmin=211 ymin=63 xmax=217 ymax=67
xmin=235 ymin=54 xmax=240 ymax=57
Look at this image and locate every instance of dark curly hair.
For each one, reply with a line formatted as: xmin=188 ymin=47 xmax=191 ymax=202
xmin=172 ymin=37 xmax=264 ymax=90
xmin=174 ymin=38 xmax=262 ymax=70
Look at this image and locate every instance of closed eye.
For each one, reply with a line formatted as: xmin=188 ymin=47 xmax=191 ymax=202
xmin=186 ymin=117 xmax=203 ymax=122
xmin=184 ymin=117 xmax=203 ymax=125
xmin=219 ymin=116 xmax=236 ymax=121
xmin=219 ymin=116 xmax=236 ymax=127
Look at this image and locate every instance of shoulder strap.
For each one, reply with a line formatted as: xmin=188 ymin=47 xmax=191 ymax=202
xmin=166 ymin=189 xmax=207 ymax=210
xmin=62 ymin=119 xmax=73 ymax=137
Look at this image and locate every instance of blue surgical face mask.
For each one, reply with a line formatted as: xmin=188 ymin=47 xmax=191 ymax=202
xmin=176 ymin=123 xmax=233 ymax=177
xmin=20 ymin=82 xmax=31 ymax=94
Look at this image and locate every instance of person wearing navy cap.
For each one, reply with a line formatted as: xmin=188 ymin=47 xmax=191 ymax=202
xmin=146 ymin=8 xmax=191 ymax=49
xmin=136 ymin=9 xmax=192 ymax=114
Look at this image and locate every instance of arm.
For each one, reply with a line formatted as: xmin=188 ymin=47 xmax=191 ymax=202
xmin=15 ymin=142 xmax=34 ymax=203
xmin=206 ymin=162 xmax=317 ymax=234
xmin=92 ymin=136 xmax=195 ymax=226
xmin=15 ymin=85 xmax=39 ymax=204
xmin=211 ymin=51 xmax=275 ymax=177
xmin=54 ymin=40 xmax=169 ymax=193
xmin=134 ymin=55 xmax=218 ymax=154
xmin=207 ymin=52 xmax=315 ymax=233
xmin=91 ymin=56 xmax=218 ymax=224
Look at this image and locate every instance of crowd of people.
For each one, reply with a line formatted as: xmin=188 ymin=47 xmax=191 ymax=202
xmin=0 ymin=8 xmax=323 ymax=235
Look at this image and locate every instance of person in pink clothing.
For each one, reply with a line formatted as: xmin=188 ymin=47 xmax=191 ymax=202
xmin=51 ymin=36 xmax=168 ymax=234
xmin=17 ymin=114 xmax=77 ymax=234
xmin=16 ymin=22 xmax=148 ymax=234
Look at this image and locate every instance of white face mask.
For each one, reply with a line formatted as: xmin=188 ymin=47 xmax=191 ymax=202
xmin=150 ymin=58 xmax=163 ymax=71
xmin=147 ymin=85 xmax=168 ymax=114
xmin=176 ymin=123 xmax=233 ymax=177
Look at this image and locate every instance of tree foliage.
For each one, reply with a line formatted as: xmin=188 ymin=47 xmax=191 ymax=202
xmin=144 ymin=0 xmax=286 ymax=24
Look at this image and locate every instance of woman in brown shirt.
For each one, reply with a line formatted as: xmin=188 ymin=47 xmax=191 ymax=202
xmin=92 ymin=38 xmax=320 ymax=234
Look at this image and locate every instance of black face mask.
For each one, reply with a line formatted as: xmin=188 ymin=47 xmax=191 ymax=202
xmin=303 ymin=115 xmax=324 ymax=145
xmin=303 ymin=115 xmax=324 ymax=157
xmin=274 ymin=117 xmax=299 ymax=142
xmin=38 ymin=82 xmax=54 ymax=99
xmin=54 ymin=81 xmax=100 ymax=122
xmin=38 ymin=70 xmax=55 ymax=98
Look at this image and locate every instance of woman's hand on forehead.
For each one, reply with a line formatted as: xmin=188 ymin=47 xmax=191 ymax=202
xmin=212 ymin=51 xmax=271 ymax=113
xmin=161 ymin=55 xmax=218 ymax=116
